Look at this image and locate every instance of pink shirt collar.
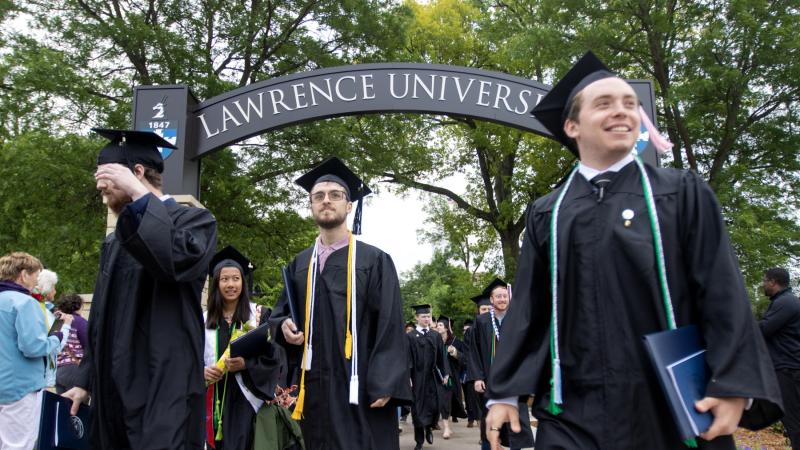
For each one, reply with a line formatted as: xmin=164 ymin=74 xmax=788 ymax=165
xmin=317 ymin=234 xmax=350 ymax=272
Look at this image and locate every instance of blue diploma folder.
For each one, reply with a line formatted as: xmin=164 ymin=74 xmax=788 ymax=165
xmin=643 ymin=325 xmax=713 ymax=441
xmin=37 ymin=390 xmax=90 ymax=450
xmin=281 ymin=266 xmax=299 ymax=327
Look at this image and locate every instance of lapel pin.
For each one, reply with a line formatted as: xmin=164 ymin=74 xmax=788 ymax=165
xmin=622 ymin=209 xmax=634 ymax=227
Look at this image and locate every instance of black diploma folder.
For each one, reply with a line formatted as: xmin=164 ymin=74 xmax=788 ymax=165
xmin=643 ymin=325 xmax=713 ymax=441
xmin=230 ymin=322 xmax=272 ymax=359
xmin=37 ymin=390 xmax=91 ymax=450
xmin=281 ymin=266 xmax=299 ymax=327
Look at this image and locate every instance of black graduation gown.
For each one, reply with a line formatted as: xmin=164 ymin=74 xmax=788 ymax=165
xmin=407 ymin=328 xmax=446 ymax=428
xmin=461 ymin=326 xmax=482 ymax=421
xmin=438 ymin=335 xmax=467 ymax=420
xmin=269 ymin=241 xmax=412 ymax=450
xmin=470 ymin=312 xmax=535 ymax=448
xmin=208 ymin=322 xmax=286 ymax=450
xmin=488 ymin=161 xmax=783 ymax=450
xmin=77 ymin=195 xmax=217 ymax=450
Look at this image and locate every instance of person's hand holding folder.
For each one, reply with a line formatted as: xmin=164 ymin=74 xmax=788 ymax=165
xmin=62 ymin=387 xmax=90 ymax=416
xmin=281 ymin=319 xmax=304 ymax=345
xmin=695 ymin=396 xmax=747 ymax=441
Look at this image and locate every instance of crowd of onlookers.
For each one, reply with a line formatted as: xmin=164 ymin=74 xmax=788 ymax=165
xmin=0 ymin=252 xmax=88 ymax=449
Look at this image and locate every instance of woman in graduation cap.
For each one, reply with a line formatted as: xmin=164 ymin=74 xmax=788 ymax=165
xmin=435 ymin=315 xmax=468 ymax=439
xmin=203 ymin=246 xmax=286 ymax=450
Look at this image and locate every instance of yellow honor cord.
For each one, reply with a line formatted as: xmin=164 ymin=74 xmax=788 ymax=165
xmin=292 ymin=248 xmax=316 ymax=421
xmin=292 ymin=234 xmax=357 ymax=420
xmin=345 ymin=232 xmax=354 ymax=360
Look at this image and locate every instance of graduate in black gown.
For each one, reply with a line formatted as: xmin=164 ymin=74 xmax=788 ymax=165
xmin=269 ymin=157 xmax=412 ymax=450
xmin=64 ymin=129 xmax=218 ymax=449
xmin=485 ymin=52 xmax=783 ymax=450
xmin=203 ymin=246 xmax=286 ymax=450
xmin=469 ymin=279 xmax=534 ymax=450
xmin=407 ymin=304 xmax=446 ymax=450
xmin=462 ymin=317 xmax=482 ymax=428
xmin=434 ymin=315 xmax=468 ymax=439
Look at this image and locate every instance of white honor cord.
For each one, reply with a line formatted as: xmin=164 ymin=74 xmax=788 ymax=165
xmin=349 ymin=237 xmax=360 ymax=405
xmin=304 ymin=242 xmax=319 ymax=371
xmin=549 ymin=165 xmax=580 ymax=408
xmin=489 ymin=307 xmax=500 ymax=341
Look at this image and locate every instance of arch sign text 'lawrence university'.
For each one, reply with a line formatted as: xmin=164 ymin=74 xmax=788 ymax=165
xmin=132 ymin=63 xmax=659 ymax=196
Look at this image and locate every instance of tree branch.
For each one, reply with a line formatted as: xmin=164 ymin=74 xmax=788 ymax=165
xmin=382 ymin=172 xmax=493 ymax=222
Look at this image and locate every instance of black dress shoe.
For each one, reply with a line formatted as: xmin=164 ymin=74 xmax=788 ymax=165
xmin=414 ymin=445 xmax=422 ymax=450
xmin=426 ymin=427 xmax=434 ymax=444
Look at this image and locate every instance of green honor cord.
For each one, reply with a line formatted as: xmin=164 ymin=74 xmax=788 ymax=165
xmin=548 ymin=165 xmax=579 ymax=415
xmin=548 ymin=157 xmax=681 ymax=439
xmin=635 ymin=156 xmax=677 ymax=330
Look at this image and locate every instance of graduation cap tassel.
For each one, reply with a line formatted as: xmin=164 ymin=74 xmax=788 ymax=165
xmin=639 ymin=106 xmax=673 ymax=155
xmin=548 ymin=361 xmax=564 ymax=416
xmin=352 ymin=199 xmax=364 ymax=235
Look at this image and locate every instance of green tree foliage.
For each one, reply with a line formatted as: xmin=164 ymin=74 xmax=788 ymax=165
xmin=400 ymin=251 xmax=495 ymax=336
xmin=0 ymin=0 xmax=413 ymax=295
xmin=0 ymin=0 xmax=797 ymax=310
xmin=0 ymin=132 xmax=104 ymax=293
xmin=521 ymin=0 xmax=800 ymax=295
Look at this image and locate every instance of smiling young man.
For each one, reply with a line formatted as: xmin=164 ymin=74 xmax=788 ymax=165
xmin=484 ymin=52 xmax=782 ymax=450
xmin=269 ymin=157 xmax=411 ymax=450
xmin=468 ymin=279 xmax=534 ymax=450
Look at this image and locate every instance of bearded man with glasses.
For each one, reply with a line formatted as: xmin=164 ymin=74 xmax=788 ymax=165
xmin=269 ymin=157 xmax=412 ymax=450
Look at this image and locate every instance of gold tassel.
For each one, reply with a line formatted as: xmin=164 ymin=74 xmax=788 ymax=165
xmin=292 ymin=384 xmax=306 ymax=420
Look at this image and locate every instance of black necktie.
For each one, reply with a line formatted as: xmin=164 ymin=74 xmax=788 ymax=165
xmin=591 ymin=172 xmax=614 ymax=203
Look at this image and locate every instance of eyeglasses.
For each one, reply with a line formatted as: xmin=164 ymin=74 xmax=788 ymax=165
xmin=310 ymin=190 xmax=348 ymax=203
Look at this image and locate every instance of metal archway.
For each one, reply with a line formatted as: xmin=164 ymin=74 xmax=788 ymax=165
xmin=132 ymin=63 xmax=658 ymax=196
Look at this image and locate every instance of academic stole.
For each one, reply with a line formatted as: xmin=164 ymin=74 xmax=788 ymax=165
xmin=547 ymin=157 xmax=679 ymax=423
xmin=206 ymin=322 xmax=241 ymax=444
xmin=293 ymin=232 xmax=359 ymax=420
xmin=37 ymin=302 xmax=56 ymax=372
xmin=489 ymin=307 xmax=501 ymax=364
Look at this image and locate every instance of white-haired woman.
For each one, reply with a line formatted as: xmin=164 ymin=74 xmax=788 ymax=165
xmin=31 ymin=268 xmax=71 ymax=387
xmin=32 ymin=269 xmax=58 ymax=311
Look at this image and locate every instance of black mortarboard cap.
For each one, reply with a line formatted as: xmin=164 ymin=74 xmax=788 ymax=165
xmin=93 ymin=128 xmax=175 ymax=173
xmin=482 ymin=278 xmax=508 ymax=298
xmin=531 ymin=51 xmax=617 ymax=157
xmin=411 ymin=304 xmax=432 ymax=315
xmin=470 ymin=293 xmax=491 ymax=307
xmin=437 ymin=315 xmax=453 ymax=330
xmin=209 ymin=246 xmax=255 ymax=277
xmin=295 ymin=157 xmax=373 ymax=234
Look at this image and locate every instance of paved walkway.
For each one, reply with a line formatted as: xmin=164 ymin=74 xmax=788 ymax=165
xmin=398 ymin=418 xmax=538 ymax=449
xmin=398 ymin=418 xmax=482 ymax=449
